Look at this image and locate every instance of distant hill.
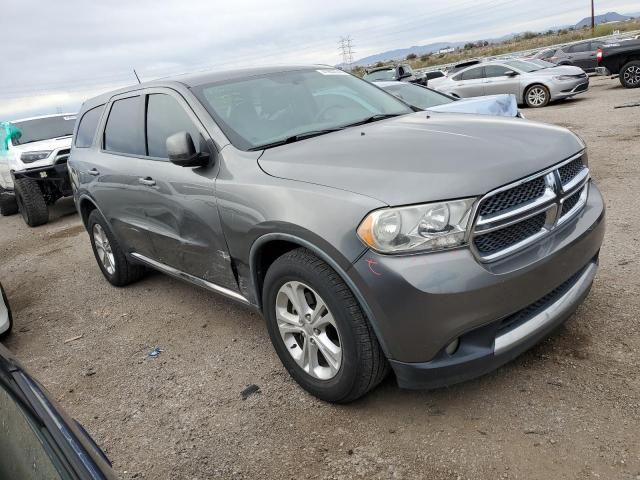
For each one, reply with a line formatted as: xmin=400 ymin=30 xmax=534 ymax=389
xmin=575 ymin=12 xmax=630 ymax=29
xmin=346 ymin=11 xmax=637 ymax=67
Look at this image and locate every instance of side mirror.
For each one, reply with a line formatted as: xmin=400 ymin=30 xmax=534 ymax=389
xmin=505 ymin=70 xmax=519 ymax=77
xmin=166 ymin=132 xmax=209 ymax=167
xmin=399 ymin=71 xmax=412 ymax=79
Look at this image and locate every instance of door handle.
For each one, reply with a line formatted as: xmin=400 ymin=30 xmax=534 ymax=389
xmin=138 ymin=177 xmax=156 ymax=187
xmin=87 ymin=168 xmax=100 ymax=176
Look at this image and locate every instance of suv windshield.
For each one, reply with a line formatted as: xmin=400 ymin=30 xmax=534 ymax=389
xmin=193 ymin=68 xmax=412 ymax=150
xmin=503 ymin=60 xmax=542 ymax=73
xmin=12 ymin=115 xmax=76 ymax=146
xmin=363 ymin=69 xmax=397 ymax=81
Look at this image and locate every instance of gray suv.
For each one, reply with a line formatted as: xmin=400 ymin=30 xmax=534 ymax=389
xmin=68 ymin=66 xmax=605 ymax=403
xmin=547 ymin=40 xmax=605 ymax=72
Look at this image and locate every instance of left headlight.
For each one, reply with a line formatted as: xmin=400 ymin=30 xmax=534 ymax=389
xmin=357 ymin=198 xmax=477 ymax=254
xmin=21 ymin=151 xmax=52 ymax=163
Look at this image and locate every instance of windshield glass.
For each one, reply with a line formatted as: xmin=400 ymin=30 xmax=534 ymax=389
xmin=382 ymin=83 xmax=454 ymax=109
xmin=193 ymin=69 xmax=412 ymax=150
xmin=11 ymin=115 xmax=76 ymax=146
xmin=363 ymin=69 xmax=397 ymax=81
xmin=503 ymin=60 xmax=542 ymax=73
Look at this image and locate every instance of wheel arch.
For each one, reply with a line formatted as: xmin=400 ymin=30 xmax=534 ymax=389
xmin=249 ymin=233 xmax=391 ymax=357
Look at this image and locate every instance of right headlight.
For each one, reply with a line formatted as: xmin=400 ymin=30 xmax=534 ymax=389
xmin=21 ymin=151 xmax=52 ymax=163
xmin=357 ymin=198 xmax=477 ymax=254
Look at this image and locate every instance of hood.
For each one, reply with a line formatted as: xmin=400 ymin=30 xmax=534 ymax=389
xmin=428 ymin=94 xmax=518 ymax=117
xmin=11 ymin=135 xmax=72 ymax=153
xmin=257 ymin=112 xmax=583 ymax=206
xmin=529 ymin=65 xmax=586 ymax=77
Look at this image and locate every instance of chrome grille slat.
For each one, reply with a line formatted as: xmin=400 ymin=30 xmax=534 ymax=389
xmin=471 ymin=153 xmax=589 ymax=262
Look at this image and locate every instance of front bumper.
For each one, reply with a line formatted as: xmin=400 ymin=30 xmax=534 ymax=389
xmin=550 ymin=79 xmax=590 ymax=100
xmin=348 ymin=183 xmax=605 ymax=389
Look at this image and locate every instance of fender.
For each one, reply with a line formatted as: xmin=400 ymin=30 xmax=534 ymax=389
xmin=248 ymin=232 xmax=391 ymax=357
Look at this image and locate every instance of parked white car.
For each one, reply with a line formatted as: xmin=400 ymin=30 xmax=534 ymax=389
xmin=0 ymin=282 xmax=12 ymax=339
xmin=0 ymin=114 xmax=76 ymax=225
xmin=428 ymin=59 xmax=589 ymax=108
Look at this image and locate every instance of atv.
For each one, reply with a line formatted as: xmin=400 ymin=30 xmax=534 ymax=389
xmin=0 ymin=114 xmax=76 ymax=227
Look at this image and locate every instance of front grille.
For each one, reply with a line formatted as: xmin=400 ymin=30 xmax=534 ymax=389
xmin=498 ymin=265 xmax=587 ymax=332
xmin=478 ymin=177 xmax=546 ymax=216
xmin=558 ymin=157 xmax=585 ymax=185
xmin=474 ymin=213 xmax=546 ymax=255
xmin=472 ymin=155 xmax=589 ymax=261
xmin=560 ymin=188 xmax=583 ymax=217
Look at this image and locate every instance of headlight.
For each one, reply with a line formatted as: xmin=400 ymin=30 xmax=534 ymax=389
xmin=21 ymin=151 xmax=52 ymax=163
xmin=553 ymin=75 xmax=576 ymax=81
xmin=357 ymin=198 xmax=476 ymax=254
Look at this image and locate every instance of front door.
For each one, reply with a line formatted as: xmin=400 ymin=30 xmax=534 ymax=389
xmin=136 ymin=90 xmax=238 ymax=291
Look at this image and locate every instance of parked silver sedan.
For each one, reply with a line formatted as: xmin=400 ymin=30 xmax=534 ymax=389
xmin=428 ymin=59 xmax=589 ymax=108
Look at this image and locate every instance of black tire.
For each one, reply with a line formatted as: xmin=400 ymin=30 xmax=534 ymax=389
xmin=87 ymin=210 xmax=146 ymax=287
xmin=263 ymin=248 xmax=388 ymax=403
xmin=0 ymin=283 xmax=13 ymax=339
xmin=524 ymin=84 xmax=550 ymax=108
xmin=0 ymin=193 xmax=19 ymax=216
xmin=619 ymin=61 xmax=640 ymax=88
xmin=14 ymin=178 xmax=48 ymax=227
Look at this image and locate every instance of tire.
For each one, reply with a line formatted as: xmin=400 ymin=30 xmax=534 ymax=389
xmin=524 ymin=84 xmax=551 ymax=108
xmin=263 ymin=248 xmax=388 ymax=403
xmin=0 ymin=193 xmax=18 ymax=216
xmin=619 ymin=61 xmax=640 ymax=88
xmin=0 ymin=283 xmax=13 ymax=339
xmin=87 ymin=210 xmax=146 ymax=287
xmin=14 ymin=178 xmax=48 ymax=227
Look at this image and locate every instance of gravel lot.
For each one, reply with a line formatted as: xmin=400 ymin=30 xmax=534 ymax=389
xmin=1 ymin=76 xmax=639 ymax=480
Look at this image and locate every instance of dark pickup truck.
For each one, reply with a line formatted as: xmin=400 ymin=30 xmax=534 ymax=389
xmin=596 ymin=39 xmax=640 ymax=88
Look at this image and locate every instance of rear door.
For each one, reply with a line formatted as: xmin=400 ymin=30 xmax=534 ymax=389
xmin=137 ymin=89 xmax=238 ymax=291
xmin=89 ymin=94 xmax=156 ymax=258
xmin=565 ymin=42 xmax=591 ymax=70
xmin=482 ymin=65 xmax=521 ymax=96
xmin=451 ymin=67 xmax=486 ymax=97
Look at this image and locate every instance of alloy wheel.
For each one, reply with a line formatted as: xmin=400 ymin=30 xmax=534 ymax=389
xmin=527 ymin=87 xmax=547 ymax=107
xmin=93 ymin=224 xmax=116 ymax=275
xmin=275 ymin=281 xmax=342 ymax=380
xmin=623 ymin=66 xmax=640 ymax=86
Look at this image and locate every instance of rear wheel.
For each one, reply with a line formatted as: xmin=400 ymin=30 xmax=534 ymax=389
xmin=619 ymin=61 xmax=640 ymax=88
xmin=263 ymin=248 xmax=388 ymax=403
xmin=0 ymin=193 xmax=18 ymax=216
xmin=524 ymin=84 xmax=550 ymax=108
xmin=14 ymin=178 xmax=48 ymax=227
xmin=87 ymin=210 xmax=146 ymax=286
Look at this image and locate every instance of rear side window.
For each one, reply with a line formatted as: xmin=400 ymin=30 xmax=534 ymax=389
xmin=104 ymin=97 xmax=144 ymax=156
xmin=146 ymin=94 xmax=201 ymax=159
xmin=484 ymin=66 xmax=511 ymax=78
xmin=456 ymin=67 xmax=484 ymax=81
xmin=566 ymin=43 xmax=589 ymax=53
xmin=75 ymin=105 xmax=104 ymax=148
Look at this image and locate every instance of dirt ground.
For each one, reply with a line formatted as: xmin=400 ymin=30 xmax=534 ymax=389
xmin=1 ymin=76 xmax=639 ymax=480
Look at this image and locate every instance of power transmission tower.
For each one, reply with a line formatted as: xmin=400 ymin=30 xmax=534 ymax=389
xmin=339 ymin=36 xmax=355 ymax=71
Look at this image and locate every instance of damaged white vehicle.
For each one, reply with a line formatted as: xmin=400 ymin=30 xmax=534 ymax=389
xmin=0 ymin=113 xmax=76 ymax=226
xmin=0 ymin=282 xmax=11 ymax=339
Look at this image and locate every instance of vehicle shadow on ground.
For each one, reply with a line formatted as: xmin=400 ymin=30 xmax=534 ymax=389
xmin=48 ymin=197 xmax=77 ymax=223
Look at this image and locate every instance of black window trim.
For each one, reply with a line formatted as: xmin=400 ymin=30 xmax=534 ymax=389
xmin=74 ymin=104 xmax=105 ymax=148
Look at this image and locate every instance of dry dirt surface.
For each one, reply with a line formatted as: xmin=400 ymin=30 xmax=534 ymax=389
xmin=1 ymin=76 xmax=639 ymax=480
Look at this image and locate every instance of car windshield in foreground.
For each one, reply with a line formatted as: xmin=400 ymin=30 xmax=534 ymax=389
xmin=381 ymin=83 xmax=455 ymax=109
xmin=363 ymin=69 xmax=397 ymax=81
xmin=503 ymin=60 xmax=542 ymax=73
xmin=11 ymin=115 xmax=76 ymax=145
xmin=192 ymin=68 xmax=412 ymax=150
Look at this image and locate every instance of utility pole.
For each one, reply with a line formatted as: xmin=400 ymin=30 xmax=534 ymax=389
xmin=591 ymin=0 xmax=595 ymax=32
xmin=338 ymin=36 xmax=355 ymax=71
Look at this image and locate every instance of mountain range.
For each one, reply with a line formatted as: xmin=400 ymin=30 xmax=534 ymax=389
xmin=348 ymin=11 xmax=638 ymax=66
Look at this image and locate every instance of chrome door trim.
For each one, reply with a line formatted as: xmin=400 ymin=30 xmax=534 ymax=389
xmin=130 ymin=252 xmax=249 ymax=304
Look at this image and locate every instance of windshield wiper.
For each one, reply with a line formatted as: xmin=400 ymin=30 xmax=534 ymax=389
xmin=248 ymin=128 xmax=344 ymax=151
xmin=341 ymin=113 xmax=404 ymax=128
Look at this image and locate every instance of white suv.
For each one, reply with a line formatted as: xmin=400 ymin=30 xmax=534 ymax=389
xmin=0 ymin=113 xmax=76 ymax=226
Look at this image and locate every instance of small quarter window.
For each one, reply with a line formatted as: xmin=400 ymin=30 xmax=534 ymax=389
xmin=75 ymin=105 xmax=104 ymax=148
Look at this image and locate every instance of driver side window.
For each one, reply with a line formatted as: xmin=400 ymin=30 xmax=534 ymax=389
xmin=146 ymin=94 xmax=202 ymax=159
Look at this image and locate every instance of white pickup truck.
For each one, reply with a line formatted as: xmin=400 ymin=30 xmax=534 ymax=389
xmin=0 ymin=113 xmax=76 ymax=226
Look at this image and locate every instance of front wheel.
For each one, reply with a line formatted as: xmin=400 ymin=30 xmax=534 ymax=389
xmin=524 ymin=84 xmax=550 ymax=108
xmin=14 ymin=178 xmax=48 ymax=227
xmin=619 ymin=61 xmax=640 ymax=88
xmin=0 ymin=193 xmax=18 ymax=216
xmin=263 ymin=248 xmax=388 ymax=403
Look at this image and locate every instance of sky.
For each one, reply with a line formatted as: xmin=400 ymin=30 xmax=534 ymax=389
xmin=1 ymin=0 xmax=638 ymax=119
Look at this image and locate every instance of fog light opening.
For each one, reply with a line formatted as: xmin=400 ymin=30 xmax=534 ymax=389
xmin=445 ymin=338 xmax=460 ymax=356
